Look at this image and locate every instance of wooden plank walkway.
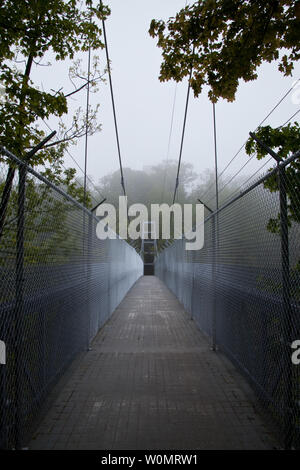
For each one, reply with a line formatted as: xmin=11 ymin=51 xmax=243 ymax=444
xmin=29 ymin=276 xmax=277 ymax=450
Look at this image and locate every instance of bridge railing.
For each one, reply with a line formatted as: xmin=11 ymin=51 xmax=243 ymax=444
xmin=155 ymin=150 xmax=300 ymax=449
xmin=0 ymin=147 xmax=143 ymax=449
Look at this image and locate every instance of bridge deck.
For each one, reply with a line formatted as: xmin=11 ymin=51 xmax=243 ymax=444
xmin=29 ymin=276 xmax=277 ymax=450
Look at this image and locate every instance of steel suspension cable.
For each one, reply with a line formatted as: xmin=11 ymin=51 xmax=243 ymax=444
xmin=83 ymin=34 xmax=92 ymax=208
xmin=199 ymin=78 xmax=300 ymax=202
xmin=100 ymin=0 xmax=126 ymax=196
xmin=172 ymin=62 xmax=193 ymax=204
xmin=161 ymin=84 xmax=178 ymax=203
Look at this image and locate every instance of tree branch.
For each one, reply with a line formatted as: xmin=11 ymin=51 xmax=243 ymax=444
xmin=63 ymin=74 xmax=106 ymax=98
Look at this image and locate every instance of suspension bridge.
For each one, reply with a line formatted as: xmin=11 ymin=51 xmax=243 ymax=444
xmin=0 ymin=126 xmax=299 ymax=450
xmin=0 ymin=8 xmax=299 ymax=452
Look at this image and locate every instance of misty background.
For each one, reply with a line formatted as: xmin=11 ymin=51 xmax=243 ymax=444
xmin=30 ymin=0 xmax=300 ymax=208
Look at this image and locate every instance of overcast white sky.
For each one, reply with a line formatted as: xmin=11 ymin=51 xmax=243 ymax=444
xmin=34 ymin=0 xmax=300 ymax=202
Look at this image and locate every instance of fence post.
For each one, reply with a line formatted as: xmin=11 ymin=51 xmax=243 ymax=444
xmin=278 ymin=164 xmax=293 ymax=450
xmin=198 ymin=199 xmax=217 ymax=351
xmin=87 ymin=200 xmax=106 ymax=349
xmin=86 ymin=214 xmax=93 ymax=350
xmin=248 ymin=133 xmax=294 ymax=448
xmin=212 ymin=214 xmax=217 ymax=351
xmin=14 ymin=163 xmax=26 ymax=449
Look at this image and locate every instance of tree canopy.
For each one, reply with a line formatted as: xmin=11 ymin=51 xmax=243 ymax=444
xmin=149 ymin=0 xmax=300 ymax=102
xmin=0 ymin=0 xmax=110 ymax=242
xmin=149 ymin=0 xmax=300 ymax=240
xmin=246 ymin=122 xmax=300 ymax=232
xmin=0 ymin=0 xmax=109 ymax=158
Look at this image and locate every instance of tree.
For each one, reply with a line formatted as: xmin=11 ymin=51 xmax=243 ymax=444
xmin=93 ymin=161 xmax=247 ymax=252
xmin=0 ymin=0 xmax=110 ymax=238
xmin=246 ymin=122 xmax=300 ymax=233
xmin=0 ymin=172 xmax=90 ymax=271
xmin=0 ymin=0 xmax=109 ymax=154
xmin=93 ymin=161 xmax=199 ymax=252
xmin=0 ymin=152 xmax=93 ymax=274
xmin=149 ymin=0 xmax=300 ymax=102
xmin=149 ymin=0 xmax=300 ymax=239
xmin=95 ymin=160 xmax=197 ymax=208
xmin=190 ymin=168 xmax=244 ymax=204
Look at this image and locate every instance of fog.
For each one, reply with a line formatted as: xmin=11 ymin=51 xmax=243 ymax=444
xmin=31 ymin=0 xmax=300 ymax=204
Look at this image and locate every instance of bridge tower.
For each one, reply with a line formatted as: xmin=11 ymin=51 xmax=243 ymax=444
xmin=141 ymin=221 xmax=157 ymax=275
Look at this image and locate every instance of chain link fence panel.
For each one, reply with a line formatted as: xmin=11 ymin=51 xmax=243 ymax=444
xmin=0 ymin=148 xmax=143 ymax=449
xmin=155 ymin=155 xmax=300 ymax=449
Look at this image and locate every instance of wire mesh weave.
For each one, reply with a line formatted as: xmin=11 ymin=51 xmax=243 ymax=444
xmin=155 ymin=157 xmax=300 ymax=449
xmin=0 ymin=149 xmax=143 ymax=449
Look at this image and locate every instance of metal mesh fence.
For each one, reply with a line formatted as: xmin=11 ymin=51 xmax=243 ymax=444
xmin=0 ymin=148 xmax=143 ymax=449
xmin=155 ymin=153 xmax=300 ymax=449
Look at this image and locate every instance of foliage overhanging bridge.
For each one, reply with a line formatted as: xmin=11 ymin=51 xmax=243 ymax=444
xmin=0 ymin=0 xmax=300 ymax=452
